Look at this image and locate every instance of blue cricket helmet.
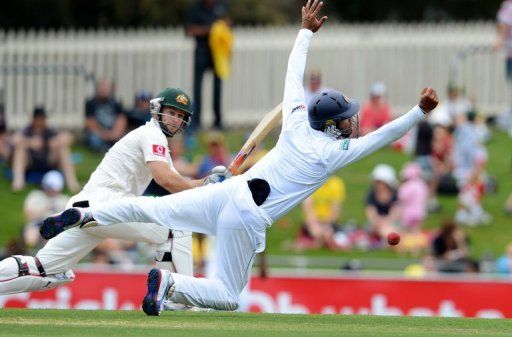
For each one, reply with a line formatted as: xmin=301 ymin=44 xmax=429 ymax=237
xmin=308 ymin=90 xmax=360 ymax=132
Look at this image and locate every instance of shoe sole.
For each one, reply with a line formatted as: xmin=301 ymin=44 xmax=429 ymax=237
xmin=142 ymin=269 xmax=163 ymax=316
xmin=39 ymin=208 xmax=82 ymax=240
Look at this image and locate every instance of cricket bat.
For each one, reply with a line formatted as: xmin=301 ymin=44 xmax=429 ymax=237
xmin=227 ymin=102 xmax=283 ymax=175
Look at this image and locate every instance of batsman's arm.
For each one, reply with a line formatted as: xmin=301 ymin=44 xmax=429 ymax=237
xmin=148 ymin=161 xmax=203 ymax=192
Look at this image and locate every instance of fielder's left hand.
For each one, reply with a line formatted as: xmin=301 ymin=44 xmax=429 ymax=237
xmin=419 ymin=87 xmax=439 ymax=114
xmin=203 ymin=165 xmax=231 ymax=185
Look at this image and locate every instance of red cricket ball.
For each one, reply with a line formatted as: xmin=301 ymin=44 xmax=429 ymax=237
xmin=387 ymin=232 xmax=401 ymax=246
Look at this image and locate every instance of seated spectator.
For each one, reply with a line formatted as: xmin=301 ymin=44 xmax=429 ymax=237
xmin=169 ymin=135 xmax=200 ymax=178
xmin=359 ymin=82 xmax=392 ymax=136
xmin=0 ymin=103 xmax=9 ymax=163
xmin=23 ymin=171 xmax=69 ymax=250
xmin=85 ymin=77 xmax=126 ymax=152
xmin=10 ymin=107 xmax=80 ymax=192
xmin=126 ymin=90 xmax=152 ymax=131
xmin=304 ymin=69 xmax=330 ymax=106
xmin=505 ymin=192 xmax=512 ymax=216
xmin=496 ymin=243 xmax=512 ymax=274
xmin=455 ymin=166 xmax=492 ymax=226
xmin=197 ymin=131 xmax=231 ymax=178
xmin=430 ymin=123 xmax=457 ymax=200
xmin=90 ymin=238 xmax=136 ymax=266
xmin=366 ymin=164 xmax=400 ymax=243
xmin=453 ymin=111 xmax=487 ymax=187
xmin=297 ymin=176 xmax=347 ymax=250
xmin=397 ymin=163 xmax=430 ymax=256
xmin=431 ymin=219 xmax=475 ymax=273
xmin=429 ymin=84 xmax=472 ymax=128
xmin=398 ymin=162 xmax=429 ymax=231
xmin=0 ymin=239 xmax=25 ymax=261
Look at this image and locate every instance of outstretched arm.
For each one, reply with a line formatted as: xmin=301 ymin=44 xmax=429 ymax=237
xmin=282 ymin=0 xmax=328 ymax=126
xmin=326 ymin=88 xmax=439 ymax=173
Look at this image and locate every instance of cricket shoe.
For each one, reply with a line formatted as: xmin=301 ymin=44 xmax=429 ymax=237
xmin=142 ymin=268 xmax=175 ymax=316
xmin=39 ymin=208 xmax=96 ymax=240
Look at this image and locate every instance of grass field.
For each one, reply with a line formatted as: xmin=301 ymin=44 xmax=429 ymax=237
xmin=0 ymin=129 xmax=511 ymax=261
xmin=1 ymin=309 xmax=512 ymax=337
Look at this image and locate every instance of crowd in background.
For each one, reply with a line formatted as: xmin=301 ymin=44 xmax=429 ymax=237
xmin=0 ymin=0 xmax=512 ymax=277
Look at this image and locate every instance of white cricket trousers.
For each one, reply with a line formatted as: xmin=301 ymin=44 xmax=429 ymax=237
xmin=91 ymin=176 xmax=270 ymax=311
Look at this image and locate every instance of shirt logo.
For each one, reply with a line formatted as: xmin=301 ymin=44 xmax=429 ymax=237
xmin=340 ymin=139 xmax=350 ymax=150
xmin=152 ymin=144 xmax=166 ymax=156
xmin=176 ymin=94 xmax=188 ymax=105
xmin=291 ymin=104 xmax=306 ymax=114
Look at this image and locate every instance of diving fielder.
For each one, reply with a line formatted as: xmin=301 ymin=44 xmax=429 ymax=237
xmin=40 ymin=0 xmax=439 ymax=314
xmin=0 ymin=87 xmax=226 ymax=295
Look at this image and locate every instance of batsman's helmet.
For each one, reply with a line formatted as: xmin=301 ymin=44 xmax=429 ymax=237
xmin=150 ymin=88 xmax=193 ymax=137
xmin=308 ymin=90 xmax=360 ymax=139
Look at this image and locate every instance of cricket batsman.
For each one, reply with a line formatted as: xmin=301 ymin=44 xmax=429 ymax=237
xmin=39 ymin=0 xmax=439 ymax=314
xmin=0 ymin=87 xmax=227 ymax=299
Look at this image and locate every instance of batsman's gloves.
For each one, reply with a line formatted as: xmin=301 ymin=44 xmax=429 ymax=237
xmin=203 ymin=165 xmax=231 ymax=185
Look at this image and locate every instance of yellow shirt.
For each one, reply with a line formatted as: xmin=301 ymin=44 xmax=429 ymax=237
xmin=310 ymin=176 xmax=345 ymax=222
xmin=209 ymin=20 xmax=233 ymax=80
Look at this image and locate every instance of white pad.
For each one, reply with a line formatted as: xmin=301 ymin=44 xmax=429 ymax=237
xmin=0 ymin=256 xmax=75 ymax=295
xmin=156 ymin=231 xmax=193 ymax=276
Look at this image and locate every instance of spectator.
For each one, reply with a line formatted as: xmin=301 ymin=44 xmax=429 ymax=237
xmin=430 ymin=123 xmax=457 ymax=199
xmin=169 ymin=135 xmax=200 ymax=178
xmin=431 ymin=219 xmax=474 ymax=273
xmin=186 ymin=0 xmax=230 ymax=131
xmin=0 ymin=104 xmax=9 ymax=163
xmin=197 ymin=131 xmax=231 ymax=178
xmin=366 ymin=164 xmax=400 ymax=242
xmin=496 ymin=1 xmax=512 ymax=85
xmin=304 ymin=69 xmax=330 ymax=106
xmin=11 ymin=107 xmax=79 ymax=192
xmin=126 ymin=90 xmax=152 ymax=131
xmin=397 ymin=162 xmax=429 ymax=256
xmin=455 ymin=166 xmax=491 ymax=226
xmin=505 ymin=192 xmax=512 ymax=215
xmin=452 ymin=111 xmax=487 ymax=188
xmin=85 ymin=77 xmax=126 ymax=151
xmin=496 ymin=242 xmax=512 ymax=274
xmin=430 ymin=84 xmax=472 ymax=128
xmin=398 ymin=162 xmax=429 ymax=230
xmin=23 ymin=171 xmax=69 ymax=250
xmin=0 ymin=239 xmax=25 ymax=261
xmin=359 ymin=82 xmax=392 ymax=136
xmin=298 ymin=176 xmax=347 ymax=250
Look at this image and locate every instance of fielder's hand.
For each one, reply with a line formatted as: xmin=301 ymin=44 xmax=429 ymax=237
xmin=203 ymin=165 xmax=231 ymax=185
xmin=302 ymin=0 xmax=328 ymax=33
xmin=418 ymin=87 xmax=439 ymax=114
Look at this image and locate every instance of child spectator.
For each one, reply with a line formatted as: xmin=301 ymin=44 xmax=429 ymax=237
xmin=397 ymin=162 xmax=429 ymax=256
xmin=23 ymin=171 xmax=69 ymax=250
xmin=496 ymin=242 xmax=512 ymax=274
xmin=366 ymin=164 xmax=400 ymax=243
xmin=455 ymin=161 xmax=492 ymax=226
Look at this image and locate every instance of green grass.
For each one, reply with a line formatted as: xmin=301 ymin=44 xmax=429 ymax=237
xmin=0 ymin=129 xmax=511 ymax=261
xmin=1 ymin=310 xmax=512 ymax=337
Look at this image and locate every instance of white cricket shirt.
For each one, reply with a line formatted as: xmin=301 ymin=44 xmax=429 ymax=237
xmin=244 ymin=29 xmax=426 ymax=222
xmin=83 ymin=119 xmax=175 ymax=197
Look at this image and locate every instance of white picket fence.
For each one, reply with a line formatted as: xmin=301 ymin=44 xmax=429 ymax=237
xmin=0 ymin=22 xmax=506 ymax=130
